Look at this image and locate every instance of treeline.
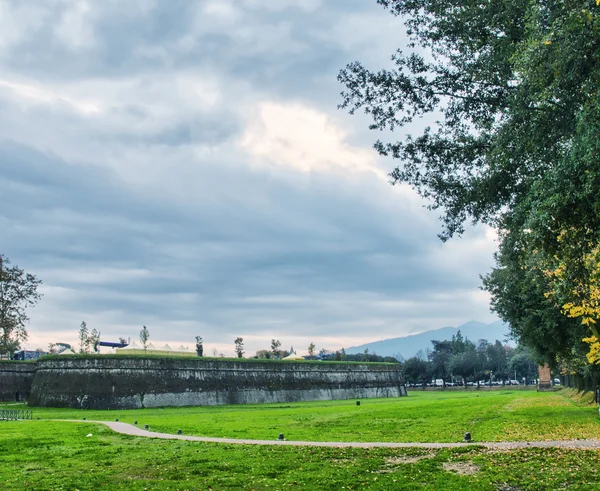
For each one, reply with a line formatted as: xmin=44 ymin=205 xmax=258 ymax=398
xmin=402 ymin=331 xmax=538 ymax=386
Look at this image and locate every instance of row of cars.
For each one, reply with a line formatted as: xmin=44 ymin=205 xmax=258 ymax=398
xmin=406 ymin=379 xmax=535 ymax=388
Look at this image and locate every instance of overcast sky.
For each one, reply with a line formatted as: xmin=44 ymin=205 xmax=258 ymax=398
xmin=1 ymin=0 xmax=500 ymax=356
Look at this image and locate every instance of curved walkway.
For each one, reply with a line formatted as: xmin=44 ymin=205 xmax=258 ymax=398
xmin=80 ymin=421 xmax=600 ymax=450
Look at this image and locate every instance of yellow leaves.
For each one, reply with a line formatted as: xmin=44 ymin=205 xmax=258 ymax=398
xmin=546 ymin=235 xmax=600 ymax=363
xmin=582 ymin=336 xmax=600 ymax=364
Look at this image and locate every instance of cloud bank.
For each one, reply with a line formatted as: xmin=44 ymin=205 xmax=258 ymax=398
xmin=0 ymin=0 xmax=499 ymax=356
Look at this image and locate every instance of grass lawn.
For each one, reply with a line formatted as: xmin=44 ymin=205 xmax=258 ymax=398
xmin=1 ymin=390 xmax=600 ymax=489
xmin=6 ymin=389 xmax=600 ymax=443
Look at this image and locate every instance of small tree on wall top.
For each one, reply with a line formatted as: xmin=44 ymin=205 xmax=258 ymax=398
xmin=234 ymin=337 xmax=244 ymax=358
xmin=140 ymin=325 xmax=150 ymax=352
xmin=195 ymin=336 xmax=204 ymax=357
xmin=89 ymin=328 xmax=100 ymax=353
xmin=78 ymin=321 xmax=89 ymax=353
xmin=271 ymin=339 xmax=282 ymax=359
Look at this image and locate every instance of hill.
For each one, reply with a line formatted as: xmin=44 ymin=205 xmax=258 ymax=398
xmin=344 ymin=320 xmax=511 ymax=360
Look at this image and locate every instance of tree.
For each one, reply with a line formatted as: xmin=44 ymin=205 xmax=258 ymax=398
xmin=482 ymin=232 xmax=586 ymax=365
xmin=195 ymin=336 xmax=204 ymax=357
xmin=429 ymin=340 xmax=453 ymax=382
xmin=403 ymin=356 xmax=430 ymax=385
xmin=234 ymin=337 xmax=244 ymax=358
xmin=448 ymin=350 xmax=478 ymax=384
xmin=308 ymin=342 xmax=316 ymax=358
xmin=340 ymin=0 xmax=600 ymax=240
xmin=340 ymin=347 xmax=347 ymax=361
xmin=0 ymin=254 xmax=42 ymax=357
xmin=140 ymin=325 xmax=150 ymax=352
xmin=339 ymin=1 xmax=600 ymax=362
xmin=270 ymin=339 xmax=282 ymax=359
xmin=255 ymin=349 xmax=272 ymax=359
xmin=88 ymin=328 xmax=100 ymax=353
xmin=486 ymin=340 xmax=509 ymax=381
xmin=78 ymin=321 xmax=89 ymax=353
xmin=508 ymin=347 xmax=538 ymax=383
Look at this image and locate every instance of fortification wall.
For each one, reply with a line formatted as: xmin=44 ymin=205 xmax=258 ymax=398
xmin=0 ymin=361 xmax=36 ymax=402
xmin=28 ymin=357 xmax=406 ymax=409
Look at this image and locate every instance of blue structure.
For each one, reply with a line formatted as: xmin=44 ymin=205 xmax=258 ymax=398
xmin=13 ymin=350 xmax=47 ymax=361
xmin=97 ymin=341 xmax=128 ymax=349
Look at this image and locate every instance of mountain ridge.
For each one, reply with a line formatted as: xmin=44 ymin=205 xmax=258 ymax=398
xmin=344 ymin=320 xmax=511 ymax=360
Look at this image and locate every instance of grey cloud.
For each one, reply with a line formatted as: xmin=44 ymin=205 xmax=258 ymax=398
xmin=0 ymin=2 xmax=498 ymax=353
xmin=2 ymin=137 xmax=494 ymax=349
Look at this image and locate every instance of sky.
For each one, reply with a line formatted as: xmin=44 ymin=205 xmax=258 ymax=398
xmin=0 ymin=0 xmax=500 ymax=357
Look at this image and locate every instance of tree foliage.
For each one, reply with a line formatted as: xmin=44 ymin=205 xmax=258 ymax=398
xmin=0 ymin=254 xmax=42 ymax=356
xmin=234 ymin=337 xmax=244 ymax=358
xmin=140 ymin=325 xmax=150 ymax=352
xmin=340 ymin=0 xmax=600 ymax=239
xmin=339 ymin=0 xmax=600 ymax=366
xmin=195 ymin=336 xmax=204 ymax=357
xmin=78 ymin=321 xmax=89 ymax=354
xmin=403 ymin=334 xmax=536 ymax=384
xmin=88 ymin=328 xmax=100 ymax=353
xmin=270 ymin=339 xmax=282 ymax=359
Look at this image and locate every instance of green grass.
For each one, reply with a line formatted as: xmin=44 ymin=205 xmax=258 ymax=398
xmin=2 ymin=390 xmax=600 ymax=489
xmin=9 ymin=389 xmax=600 ymax=443
xmin=2 ymin=420 xmax=600 ymax=490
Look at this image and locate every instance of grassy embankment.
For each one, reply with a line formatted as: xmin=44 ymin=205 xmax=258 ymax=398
xmin=1 ymin=389 xmax=599 ymax=489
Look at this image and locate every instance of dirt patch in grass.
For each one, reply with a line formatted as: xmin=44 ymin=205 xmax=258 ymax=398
xmin=442 ymin=461 xmax=479 ymax=475
xmin=375 ymin=453 xmax=434 ymax=473
xmin=386 ymin=454 xmax=433 ymax=465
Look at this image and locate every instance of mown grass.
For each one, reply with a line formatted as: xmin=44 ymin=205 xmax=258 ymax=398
xmin=2 ymin=420 xmax=600 ymax=490
xmin=8 ymin=389 xmax=600 ymax=443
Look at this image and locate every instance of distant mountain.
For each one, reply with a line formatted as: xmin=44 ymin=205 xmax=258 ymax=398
xmin=344 ymin=320 xmax=511 ymax=360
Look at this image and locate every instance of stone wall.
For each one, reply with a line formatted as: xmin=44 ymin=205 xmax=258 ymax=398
xmin=0 ymin=361 xmax=37 ymax=402
xmin=28 ymin=356 xmax=406 ymax=409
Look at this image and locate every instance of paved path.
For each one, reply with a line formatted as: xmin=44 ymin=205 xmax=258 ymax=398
xmin=77 ymin=421 xmax=600 ymax=450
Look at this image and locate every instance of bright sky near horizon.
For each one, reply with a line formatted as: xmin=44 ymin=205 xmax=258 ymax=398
xmin=1 ymin=0 xmax=499 ymax=357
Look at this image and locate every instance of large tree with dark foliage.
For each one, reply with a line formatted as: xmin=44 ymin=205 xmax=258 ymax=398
xmin=0 ymin=254 xmax=42 ymax=357
xmin=339 ymin=0 xmax=600 ymax=360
